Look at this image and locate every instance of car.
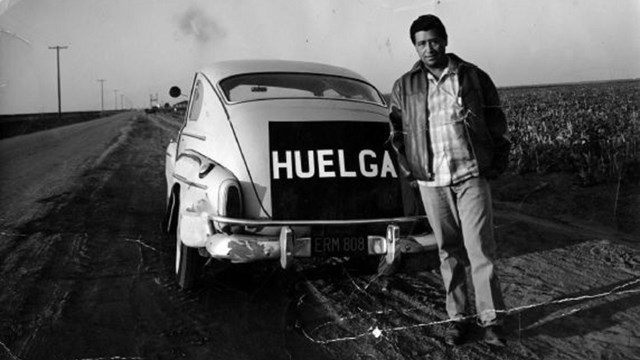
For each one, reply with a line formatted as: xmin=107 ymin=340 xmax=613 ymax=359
xmin=164 ymin=59 xmax=435 ymax=289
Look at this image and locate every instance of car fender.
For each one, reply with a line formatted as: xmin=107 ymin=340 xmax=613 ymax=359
xmin=174 ymin=149 xmax=243 ymax=248
xmin=165 ymin=140 xmax=177 ymax=204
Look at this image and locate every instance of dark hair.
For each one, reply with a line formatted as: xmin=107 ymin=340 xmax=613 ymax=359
xmin=410 ymin=14 xmax=447 ymax=44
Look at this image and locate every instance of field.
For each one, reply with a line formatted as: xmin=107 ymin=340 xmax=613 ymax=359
xmin=501 ymin=80 xmax=640 ymax=186
xmin=494 ymin=80 xmax=640 ymax=237
xmin=0 ymin=110 xmax=126 ymax=139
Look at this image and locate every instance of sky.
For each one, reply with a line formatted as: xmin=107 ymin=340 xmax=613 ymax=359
xmin=0 ymin=0 xmax=639 ymax=114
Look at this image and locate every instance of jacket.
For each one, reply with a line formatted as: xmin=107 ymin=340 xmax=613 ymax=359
xmin=388 ymin=53 xmax=510 ymax=182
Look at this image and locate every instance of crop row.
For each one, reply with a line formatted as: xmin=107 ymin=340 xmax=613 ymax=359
xmin=499 ymin=80 xmax=640 ymax=185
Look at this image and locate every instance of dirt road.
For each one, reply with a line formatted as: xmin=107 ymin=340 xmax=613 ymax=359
xmin=1 ymin=112 xmax=638 ymax=360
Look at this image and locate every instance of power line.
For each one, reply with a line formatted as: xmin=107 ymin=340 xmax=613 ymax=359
xmin=48 ymin=45 xmax=68 ymax=118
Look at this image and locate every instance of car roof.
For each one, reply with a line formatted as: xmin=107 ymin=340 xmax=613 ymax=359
xmin=199 ymin=59 xmax=369 ymax=84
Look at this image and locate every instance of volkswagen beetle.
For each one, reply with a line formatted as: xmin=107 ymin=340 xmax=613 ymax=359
xmin=165 ymin=59 xmax=435 ymax=289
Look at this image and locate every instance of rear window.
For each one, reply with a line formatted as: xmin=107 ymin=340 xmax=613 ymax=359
xmin=219 ymin=73 xmax=384 ymax=105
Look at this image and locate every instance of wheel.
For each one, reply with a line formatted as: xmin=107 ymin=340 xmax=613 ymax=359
xmin=175 ymin=233 xmax=205 ymax=290
xmin=167 ymin=191 xmax=205 ymax=290
xmin=162 ymin=189 xmax=178 ymax=234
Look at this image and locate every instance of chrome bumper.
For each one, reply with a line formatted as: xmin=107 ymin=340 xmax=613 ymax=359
xmin=201 ymin=216 xmax=436 ymax=269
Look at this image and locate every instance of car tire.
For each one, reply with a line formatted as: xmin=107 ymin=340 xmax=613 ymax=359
xmin=162 ymin=191 xmax=176 ymax=234
xmin=175 ymin=237 xmax=205 ymax=290
xmin=167 ymin=191 xmax=205 ymax=290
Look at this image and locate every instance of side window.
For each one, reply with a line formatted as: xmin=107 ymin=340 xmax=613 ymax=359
xmin=188 ymin=80 xmax=204 ymax=121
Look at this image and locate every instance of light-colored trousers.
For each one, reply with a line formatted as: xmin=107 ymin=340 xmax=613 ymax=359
xmin=418 ymin=177 xmax=505 ymax=326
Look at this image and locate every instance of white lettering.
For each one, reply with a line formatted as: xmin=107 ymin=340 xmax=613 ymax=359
xmin=359 ymin=150 xmax=378 ymax=177
xmin=380 ymin=151 xmax=398 ymax=178
xmin=317 ymin=150 xmax=335 ymax=178
xmin=271 ymin=149 xmax=397 ymax=179
xmin=338 ymin=150 xmax=357 ymax=177
xmin=294 ymin=150 xmax=315 ymax=178
xmin=272 ymin=150 xmax=292 ymax=179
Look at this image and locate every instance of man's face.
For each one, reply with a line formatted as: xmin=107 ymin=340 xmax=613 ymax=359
xmin=413 ymin=30 xmax=447 ymax=69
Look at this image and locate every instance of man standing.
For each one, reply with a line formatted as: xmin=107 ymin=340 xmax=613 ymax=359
xmin=388 ymin=14 xmax=510 ymax=347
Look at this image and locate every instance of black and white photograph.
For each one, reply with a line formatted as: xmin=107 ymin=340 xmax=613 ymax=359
xmin=1 ymin=1 xmax=639 ymax=359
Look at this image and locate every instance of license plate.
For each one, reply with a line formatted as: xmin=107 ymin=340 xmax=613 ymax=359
xmin=311 ymin=234 xmax=367 ymax=256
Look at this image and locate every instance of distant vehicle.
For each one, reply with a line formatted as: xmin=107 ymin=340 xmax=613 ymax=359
xmin=164 ymin=59 xmax=435 ymax=289
xmin=145 ymin=104 xmax=160 ymax=114
xmin=172 ymin=100 xmax=188 ymax=114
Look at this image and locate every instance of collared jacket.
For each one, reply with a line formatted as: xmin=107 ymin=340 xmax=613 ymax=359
xmin=389 ymin=53 xmax=510 ymax=182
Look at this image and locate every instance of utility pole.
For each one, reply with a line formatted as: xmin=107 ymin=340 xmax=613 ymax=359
xmin=120 ymin=94 xmax=124 ymax=110
xmin=48 ymin=45 xmax=68 ymax=118
xmin=114 ymin=89 xmax=118 ymax=110
xmin=97 ymin=79 xmax=106 ymax=111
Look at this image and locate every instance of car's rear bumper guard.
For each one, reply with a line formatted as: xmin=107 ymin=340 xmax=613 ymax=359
xmin=203 ymin=216 xmax=436 ymax=269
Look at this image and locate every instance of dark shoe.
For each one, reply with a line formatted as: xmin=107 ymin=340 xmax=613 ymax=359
xmin=444 ymin=321 xmax=468 ymax=346
xmin=483 ymin=325 xmax=506 ymax=347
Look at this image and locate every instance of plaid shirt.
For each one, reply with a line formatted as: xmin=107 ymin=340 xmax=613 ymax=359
xmin=421 ymin=60 xmax=479 ymax=187
xmin=389 ymin=53 xmax=510 ymax=183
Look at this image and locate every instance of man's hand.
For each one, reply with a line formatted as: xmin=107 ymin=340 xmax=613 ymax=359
xmin=405 ymin=175 xmax=419 ymax=189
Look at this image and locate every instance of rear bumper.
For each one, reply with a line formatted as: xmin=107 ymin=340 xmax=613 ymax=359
xmin=192 ymin=215 xmax=436 ymax=269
